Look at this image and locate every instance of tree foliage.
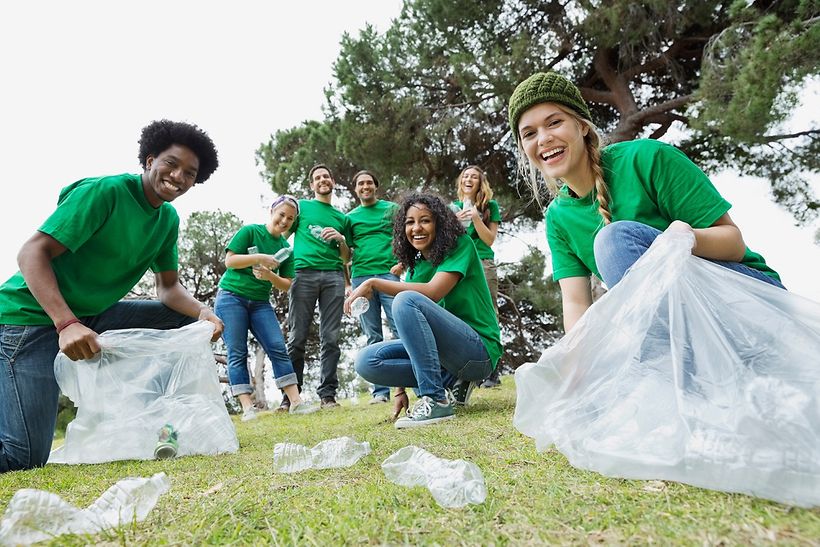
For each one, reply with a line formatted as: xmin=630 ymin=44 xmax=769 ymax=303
xmin=256 ymin=0 xmax=819 ymax=224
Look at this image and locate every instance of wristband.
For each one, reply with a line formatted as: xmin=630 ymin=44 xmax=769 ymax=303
xmin=56 ymin=318 xmax=81 ymax=333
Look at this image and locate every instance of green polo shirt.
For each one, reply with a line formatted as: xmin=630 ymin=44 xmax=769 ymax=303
xmin=408 ymin=234 xmax=503 ymax=367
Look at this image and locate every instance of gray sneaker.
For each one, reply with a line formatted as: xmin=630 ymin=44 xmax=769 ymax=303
xmin=289 ymin=401 xmax=320 ymax=415
xmin=451 ymin=379 xmax=476 ymax=406
xmin=395 ymin=396 xmax=455 ymax=429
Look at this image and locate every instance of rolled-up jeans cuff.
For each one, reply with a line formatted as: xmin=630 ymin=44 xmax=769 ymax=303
xmin=274 ymin=372 xmax=298 ymax=389
xmin=230 ymin=383 xmax=253 ymax=397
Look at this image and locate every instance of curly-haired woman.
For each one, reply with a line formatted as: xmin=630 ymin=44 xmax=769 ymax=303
xmin=344 ymin=193 xmax=503 ymax=428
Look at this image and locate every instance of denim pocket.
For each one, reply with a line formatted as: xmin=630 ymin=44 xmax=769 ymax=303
xmin=0 ymin=325 xmax=29 ymax=362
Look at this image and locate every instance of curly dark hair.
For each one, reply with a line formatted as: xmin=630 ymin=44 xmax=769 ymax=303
xmin=393 ymin=192 xmax=465 ymax=275
xmin=137 ymin=120 xmax=218 ymax=184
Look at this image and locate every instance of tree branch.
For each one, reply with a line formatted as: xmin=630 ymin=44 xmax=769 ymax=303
xmin=759 ymin=129 xmax=820 ymax=142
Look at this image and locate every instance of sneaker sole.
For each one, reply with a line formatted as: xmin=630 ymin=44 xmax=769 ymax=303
xmin=394 ymin=414 xmax=455 ymax=429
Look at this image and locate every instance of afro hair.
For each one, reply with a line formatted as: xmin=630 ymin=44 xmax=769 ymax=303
xmin=138 ymin=119 xmax=219 ymax=184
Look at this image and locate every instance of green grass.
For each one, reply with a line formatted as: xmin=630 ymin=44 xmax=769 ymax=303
xmin=2 ymin=380 xmax=818 ymax=545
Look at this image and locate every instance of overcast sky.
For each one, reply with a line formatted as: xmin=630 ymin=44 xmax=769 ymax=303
xmin=2 ymin=1 xmax=819 ymax=302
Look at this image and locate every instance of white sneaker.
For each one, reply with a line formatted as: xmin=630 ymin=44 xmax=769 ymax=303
xmin=369 ymin=395 xmax=389 ymax=404
xmin=241 ymin=407 xmax=258 ymax=422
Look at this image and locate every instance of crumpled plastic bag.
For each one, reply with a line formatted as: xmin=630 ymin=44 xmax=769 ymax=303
xmin=0 ymin=472 xmax=170 ymax=546
xmin=273 ymin=437 xmax=371 ymax=473
xmin=50 ymin=321 xmax=238 ymax=464
xmin=514 ymin=231 xmax=820 ymax=507
xmin=381 ymin=446 xmax=487 ymax=508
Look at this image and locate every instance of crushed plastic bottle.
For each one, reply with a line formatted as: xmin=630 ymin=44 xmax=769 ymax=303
xmin=350 ymin=297 xmax=370 ymax=318
xmin=273 ymin=436 xmax=371 ymax=473
xmin=0 ymin=473 xmax=170 ymax=546
xmin=381 ymin=446 xmax=487 ymax=508
xmin=309 ymin=224 xmax=327 ymax=242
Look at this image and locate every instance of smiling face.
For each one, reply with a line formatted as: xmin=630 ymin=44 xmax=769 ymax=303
xmin=268 ymin=201 xmax=297 ymax=237
xmin=142 ymin=144 xmax=200 ymax=207
xmin=354 ymin=173 xmax=377 ymax=205
xmin=310 ymin=167 xmax=334 ymax=198
xmin=404 ymin=202 xmax=437 ymax=257
xmin=517 ymin=102 xmax=591 ymax=190
xmin=459 ymin=168 xmax=481 ymax=200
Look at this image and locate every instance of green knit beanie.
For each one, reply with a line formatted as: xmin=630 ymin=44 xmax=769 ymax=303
xmin=508 ymin=72 xmax=592 ymax=140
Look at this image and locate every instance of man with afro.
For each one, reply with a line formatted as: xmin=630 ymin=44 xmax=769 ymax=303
xmin=0 ymin=119 xmax=223 ymax=473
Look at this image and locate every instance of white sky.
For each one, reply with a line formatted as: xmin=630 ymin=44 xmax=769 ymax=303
xmin=2 ymin=1 xmax=819 ymax=302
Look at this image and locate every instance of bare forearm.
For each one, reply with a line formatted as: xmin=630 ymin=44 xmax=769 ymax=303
xmin=692 ymin=224 xmax=746 ymax=262
xmin=18 ymin=244 xmax=75 ymax=325
xmin=471 ymin=218 xmax=497 ymax=247
xmin=157 ymin=282 xmax=208 ymax=318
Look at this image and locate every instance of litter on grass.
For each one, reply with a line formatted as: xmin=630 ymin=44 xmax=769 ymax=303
xmin=50 ymin=321 xmax=238 ymax=465
xmin=0 ymin=473 xmax=170 ymax=546
xmin=382 ymin=446 xmax=487 ymax=508
xmin=514 ymin=231 xmax=820 ymax=507
xmin=273 ymin=436 xmax=371 ymax=473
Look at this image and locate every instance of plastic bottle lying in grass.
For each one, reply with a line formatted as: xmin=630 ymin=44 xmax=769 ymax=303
xmin=273 ymin=436 xmax=371 ymax=473
xmin=381 ymin=446 xmax=487 ymax=508
xmin=0 ymin=472 xmax=170 ymax=545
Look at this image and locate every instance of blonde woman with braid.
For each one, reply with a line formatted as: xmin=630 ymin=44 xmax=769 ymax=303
xmin=508 ymin=72 xmax=783 ymax=333
xmin=453 ymin=165 xmax=503 ymax=387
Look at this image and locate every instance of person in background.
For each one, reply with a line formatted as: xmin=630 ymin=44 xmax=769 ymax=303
xmin=346 ymin=193 xmax=503 ymax=428
xmin=453 ymin=165 xmax=503 ymax=388
xmin=0 ymin=119 xmax=223 ymax=473
xmin=285 ymin=164 xmax=351 ymax=411
xmin=347 ymin=170 xmax=401 ymax=404
xmin=215 ymin=195 xmax=318 ymax=420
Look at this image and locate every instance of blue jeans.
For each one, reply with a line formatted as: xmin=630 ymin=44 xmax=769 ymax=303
xmin=215 ymin=290 xmax=296 ymax=396
xmin=355 ymin=291 xmax=493 ymax=402
xmin=0 ymin=300 xmax=193 ymax=473
xmin=352 ymin=273 xmax=399 ymax=399
xmin=594 ymin=221 xmax=786 ymax=289
xmin=287 ymin=269 xmax=345 ymax=399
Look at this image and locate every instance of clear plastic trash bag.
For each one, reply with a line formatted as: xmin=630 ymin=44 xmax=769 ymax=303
xmin=381 ymin=446 xmax=487 ymax=508
xmin=50 ymin=321 xmax=238 ymax=464
xmin=514 ymin=231 xmax=820 ymax=507
xmin=0 ymin=472 xmax=170 ymax=546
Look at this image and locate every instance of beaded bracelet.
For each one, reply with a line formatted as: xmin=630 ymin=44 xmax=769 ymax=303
xmin=55 ymin=318 xmax=81 ymax=333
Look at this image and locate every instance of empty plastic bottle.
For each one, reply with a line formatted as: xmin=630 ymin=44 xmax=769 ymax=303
xmin=273 ymin=436 xmax=371 ymax=473
xmin=309 ymin=225 xmax=326 ymax=242
xmin=381 ymin=446 xmax=487 ymax=508
xmin=272 ymin=247 xmax=292 ymax=263
xmin=0 ymin=473 xmax=171 ymax=545
xmin=460 ymin=198 xmax=473 ymax=228
xmin=350 ymin=297 xmax=370 ymax=318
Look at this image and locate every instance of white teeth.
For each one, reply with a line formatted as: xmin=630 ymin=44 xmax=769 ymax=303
xmin=541 ymin=147 xmax=565 ymax=160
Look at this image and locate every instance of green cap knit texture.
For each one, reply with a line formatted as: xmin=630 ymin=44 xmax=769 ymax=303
xmin=508 ymin=72 xmax=592 ymax=139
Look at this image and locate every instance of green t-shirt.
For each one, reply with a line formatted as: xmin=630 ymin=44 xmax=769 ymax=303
xmin=546 ymin=139 xmax=780 ymax=282
xmin=348 ymin=200 xmax=399 ymax=278
xmin=0 ymin=173 xmax=180 ymax=325
xmin=408 ymin=234 xmax=503 ymax=367
xmin=218 ymin=224 xmax=295 ymax=301
xmin=453 ymin=199 xmax=502 ymax=260
xmin=292 ymin=199 xmax=351 ymax=271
